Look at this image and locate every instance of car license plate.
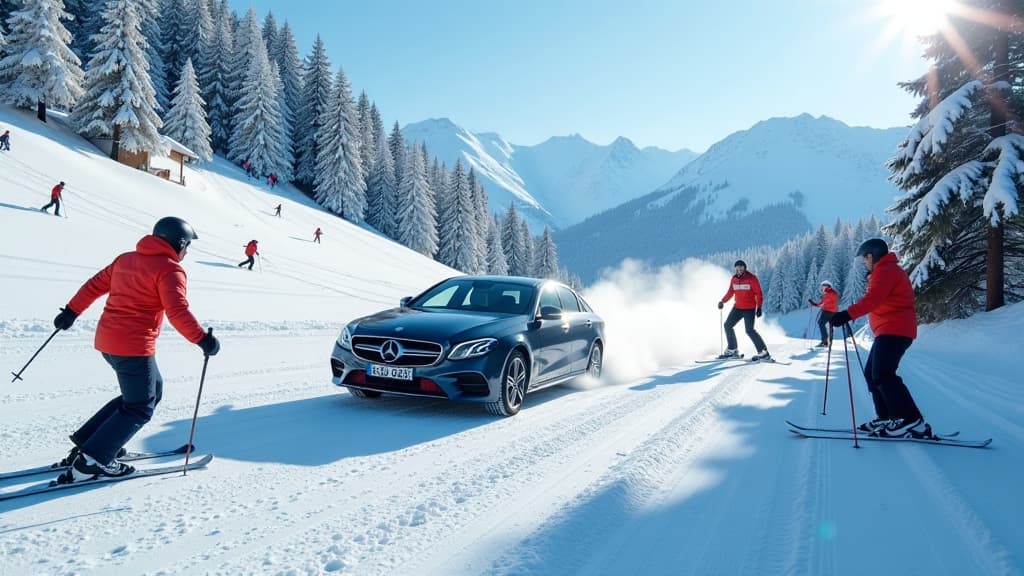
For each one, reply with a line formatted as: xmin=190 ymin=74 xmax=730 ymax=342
xmin=367 ymin=364 xmax=413 ymax=381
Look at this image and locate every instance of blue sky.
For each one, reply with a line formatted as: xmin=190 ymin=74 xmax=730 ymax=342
xmin=229 ymin=0 xmax=931 ymax=152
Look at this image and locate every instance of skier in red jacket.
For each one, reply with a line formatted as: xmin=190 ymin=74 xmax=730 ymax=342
xmin=830 ymin=238 xmax=929 ymax=438
xmin=313 ymin=227 xmax=322 ymax=244
xmin=718 ymin=260 xmax=770 ymax=361
xmin=51 ymin=217 xmax=220 ymax=482
xmin=238 ymin=239 xmax=259 ymax=270
xmin=40 ymin=181 xmax=65 ymax=216
xmin=808 ymin=280 xmax=840 ymax=347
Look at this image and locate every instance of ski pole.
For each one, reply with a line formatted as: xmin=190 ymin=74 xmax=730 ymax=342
xmin=845 ymin=321 xmax=867 ymax=377
xmin=184 ymin=328 xmax=213 ymax=475
xmin=841 ymin=323 xmax=860 ymax=448
xmin=719 ymin=308 xmax=723 ymax=356
xmin=10 ymin=328 xmax=60 ymax=382
xmin=821 ymin=324 xmax=833 ymax=415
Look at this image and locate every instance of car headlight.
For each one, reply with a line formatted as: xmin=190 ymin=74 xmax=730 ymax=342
xmin=447 ymin=338 xmax=497 ymax=360
xmin=337 ymin=325 xmax=354 ymax=350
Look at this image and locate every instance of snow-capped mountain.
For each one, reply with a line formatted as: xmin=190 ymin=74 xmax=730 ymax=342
xmin=401 ymin=118 xmax=696 ymax=230
xmin=557 ymin=114 xmax=909 ymax=282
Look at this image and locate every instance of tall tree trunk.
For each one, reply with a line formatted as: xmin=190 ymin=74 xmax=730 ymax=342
xmin=987 ymin=4 xmax=1009 ymax=312
xmin=36 ymin=101 xmax=47 ymax=122
xmin=110 ymin=124 xmax=121 ymax=162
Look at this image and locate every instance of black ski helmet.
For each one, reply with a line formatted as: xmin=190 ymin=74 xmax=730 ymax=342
xmin=153 ymin=217 xmax=198 ymax=251
xmin=855 ymin=238 xmax=888 ymax=260
xmin=734 ymin=260 xmax=747 ymax=268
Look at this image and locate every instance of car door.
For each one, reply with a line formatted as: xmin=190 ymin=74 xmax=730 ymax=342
xmin=532 ymin=285 xmax=573 ymax=382
xmin=556 ymin=285 xmax=590 ymax=372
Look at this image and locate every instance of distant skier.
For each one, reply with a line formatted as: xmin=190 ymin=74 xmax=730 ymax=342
xmin=238 ymin=239 xmax=259 ymax=270
xmin=0 ymin=129 xmax=10 ymax=151
xmin=267 ymin=173 xmax=278 ymax=188
xmin=50 ymin=217 xmax=219 ymax=482
xmin=40 ymin=181 xmax=65 ymax=216
xmin=242 ymin=159 xmax=252 ymax=178
xmin=313 ymin=227 xmax=322 ymax=244
xmin=274 ymin=204 xmax=282 ymax=217
xmin=717 ymin=260 xmax=770 ymax=361
xmin=808 ymin=280 xmax=839 ymax=347
xmin=829 ymin=238 xmax=930 ymax=438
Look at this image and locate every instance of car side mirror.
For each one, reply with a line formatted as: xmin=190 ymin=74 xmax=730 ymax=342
xmin=539 ymin=305 xmax=562 ymax=320
xmin=400 ymin=296 xmax=412 ymax=308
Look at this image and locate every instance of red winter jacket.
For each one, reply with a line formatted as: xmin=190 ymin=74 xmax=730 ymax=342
xmin=811 ymin=287 xmax=839 ymax=313
xmin=51 ymin=184 xmax=63 ymax=200
xmin=245 ymin=241 xmax=259 ymax=257
xmin=721 ymin=271 xmax=763 ymax=310
xmin=67 ymin=235 xmax=207 ymax=356
xmin=847 ymin=252 xmax=917 ymax=339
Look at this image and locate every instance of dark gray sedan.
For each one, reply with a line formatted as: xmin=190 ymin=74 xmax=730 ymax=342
xmin=330 ymin=276 xmax=605 ymax=416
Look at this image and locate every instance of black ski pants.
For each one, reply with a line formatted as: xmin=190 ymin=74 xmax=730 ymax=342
xmin=71 ymin=354 xmax=163 ymax=465
xmin=724 ymin=307 xmax=767 ymax=352
xmin=863 ymin=335 xmax=922 ymax=421
xmin=817 ymin=311 xmax=835 ymax=344
xmin=238 ymin=255 xmax=255 ymax=270
xmin=41 ymin=198 xmax=61 ymax=215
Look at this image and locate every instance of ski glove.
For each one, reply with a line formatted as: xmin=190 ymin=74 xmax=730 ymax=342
xmin=829 ymin=310 xmax=851 ymax=327
xmin=53 ymin=306 xmax=79 ymax=330
xmin=717 ymin=301 xmax=724 ymax=310
xmin=199 ymin=332 xmax=221 ymax=356
xmin=755 ymin=308 xmax=763 ymax=318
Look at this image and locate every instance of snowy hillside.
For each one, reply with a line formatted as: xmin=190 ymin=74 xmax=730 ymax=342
xmin=401 ymin=118 xmax=696 ymax=229
xmin=557 ymin=115 xmax=907 ymax=282
xmin=2 ymin=108 xmax=1023 ymax=576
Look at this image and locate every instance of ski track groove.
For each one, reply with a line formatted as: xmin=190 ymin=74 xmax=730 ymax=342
xmin=901 ymin=447 xmax=1021 ymax=575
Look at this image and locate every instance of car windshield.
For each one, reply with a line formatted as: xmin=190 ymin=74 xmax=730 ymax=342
xmin=411 ymin=279 xmax=536 ymax=314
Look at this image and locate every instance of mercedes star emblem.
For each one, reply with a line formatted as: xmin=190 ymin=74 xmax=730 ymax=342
xmin=381 ymin=339 xmax=402 ymax=363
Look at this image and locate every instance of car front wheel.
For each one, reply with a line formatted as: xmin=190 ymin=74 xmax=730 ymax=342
xmin=486 ymin=350 xmax=528 ymax=416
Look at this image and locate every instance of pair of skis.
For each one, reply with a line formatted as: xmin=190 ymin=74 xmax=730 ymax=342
xmin=1 ymin=445 xmax=213 ymax=502
xmin=786 ymin=420 xmax=992 ymax=448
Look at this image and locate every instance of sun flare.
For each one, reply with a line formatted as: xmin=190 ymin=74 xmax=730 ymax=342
xmin=873 ymin=0 xmax=957 ymax=40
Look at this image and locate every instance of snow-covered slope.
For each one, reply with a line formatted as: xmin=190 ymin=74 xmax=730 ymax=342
xmin=557 ymin=115 xmax=908 ymax=282
xmin=3 ymin=107 xmax=1022 ymax=576
xmin=401 ymin=118 xmax=696 ymax=229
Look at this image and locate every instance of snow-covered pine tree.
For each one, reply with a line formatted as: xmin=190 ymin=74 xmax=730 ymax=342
xmin=396 ymin=143 xmax=438 ymax=257
xmin=261 ymin=11 xmax=278 ymax=56
xmin=158 ymin=0 xmax=187 ymax=96
xmin=436 ymin=160 xmax=478 ymax=271
xmin=271 ymin=22 xmax=303 ymax=172
xmin=0 ymin=0 xmax=83 ymax=122
xmin=534 ymin=227 xmax=559 ymax=279
xmin=179 ymin=0 xmax=212 ymax=85
xmin=887 ymin=3 xmax=1023 ymax=319
xmin=366 ymin=131 xmax=396 ymax=235
xmin=294 ymin=35 xmax=332 ymax=188
xmin=764 ymin=248 xmax=787 ymax=313
xmin=520 ymin=221 xmax=536 ymax=276
xmin=388 ymin=121 xmax=406 ymax=191
xmin=842 ymin=256 xmax=868 ymax=310
xmin=227 ymin=25 xmax=290 ymax=180
xmin=135 ymin=0 xmax=168 ymax=113
xmin=486 ymin=215 xmax=509 ymax=276
xmin=163 ymin=58 xmax=212 ymax=161
xmin=468 ymin=169 xmax=490 ymax=274
xmin=72 ymin=0 xmax=163 ymax=160
xmin=200 ymin=0 xmax=233 ymax=152
xmin=502 ymin=203 xmax=529 ymax=276
xmin=801 ymin=225 xmax=830 ymax=302
xmin=313 ymin=66 xmax=365 ymax=221
xmin=369 ymin=103 xmax=383 ymax=158
xmin=356 ymin=91 xmax=374 ymax=188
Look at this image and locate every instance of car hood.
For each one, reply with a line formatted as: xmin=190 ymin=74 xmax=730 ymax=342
xmin=352 ymin=307 xmax=523 ymax=342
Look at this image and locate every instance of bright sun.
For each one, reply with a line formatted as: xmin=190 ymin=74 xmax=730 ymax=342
xmin=873 ymin=0 xmax=957 ymax=39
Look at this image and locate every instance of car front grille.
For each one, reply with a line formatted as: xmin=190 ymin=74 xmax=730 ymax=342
xmin=351 ymin=336 xmax=443 ymax=367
